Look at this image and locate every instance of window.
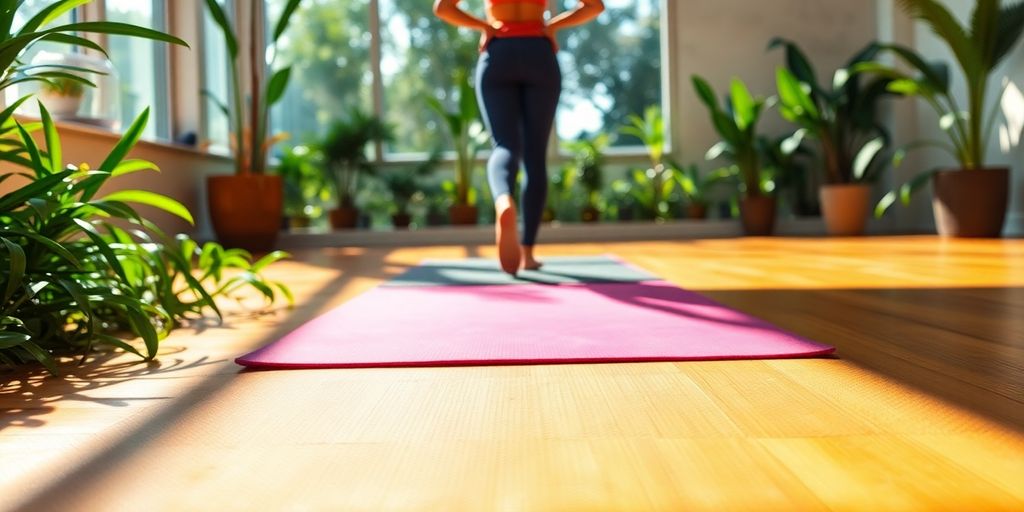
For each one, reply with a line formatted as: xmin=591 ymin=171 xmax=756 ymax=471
xmin=379 ymin=0 xmax=483 ymax=155
xmin=266 ymin=0 xmax=373 ymax=146
xmin=12 ymin=1 xmax=76 ymax=66
xmin=202 ymin=0 xmax=233 ymax=151
xmin=555 ymin=0 xmax=663 ymax=148
xmin=217 ymin=0 xmax=668 ymax=160
xmin=105 ymin=0 xmax=170 ymax=139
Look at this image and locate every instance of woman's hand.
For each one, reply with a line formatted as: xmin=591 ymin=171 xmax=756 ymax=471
xmin=479 ymin=24 xmax=498 ymax=51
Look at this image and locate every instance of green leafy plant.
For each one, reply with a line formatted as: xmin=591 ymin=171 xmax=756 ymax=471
xmin=426 ymin=69 xmax=488 ymax=207
xmin=0 ymin=1 xmax=290 ymax=374
xmin=670 ymin=162 xmax=737 ymax=210
xmin=277 ymin=144 xmax=329 ymax=220
xmin=758 ymin=132 xmax=818 ymax=216
xmin=859 ymin=0 xmax=1024 ymax=215
xmin=204 ymin=0 xmax=303 ymax=175
xmin=0 ymin=104 xmax=291 ymax=373
xmin=39 ymin=74 xmax=84 ymax=97
xmin=383 ymin=152 xmax=439 ymax=216
xmin=620 ymin=106 xmax=674 ymax=219
xmin=771 ymin=39 xmax=893 ymax=184
xmin=321 ymin=108 xmax=393 ymax=209
xmin=563 ymin=133 xmax=609 ymax=211
xmin=692 ymin=75 xmax=773 ymax=197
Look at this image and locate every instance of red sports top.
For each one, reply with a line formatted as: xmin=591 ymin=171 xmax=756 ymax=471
xmin=485 ymin=0 xmax=548 ymax=38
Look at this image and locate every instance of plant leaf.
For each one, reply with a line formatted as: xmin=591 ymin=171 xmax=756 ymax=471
xmin=97 ymin=190 xmax=195 ymax=225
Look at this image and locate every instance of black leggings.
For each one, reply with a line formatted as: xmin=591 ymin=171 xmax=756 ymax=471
xmin=476 ymin=37 xmax=561 ymax=246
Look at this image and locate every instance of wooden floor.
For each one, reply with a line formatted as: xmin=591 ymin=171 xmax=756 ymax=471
xmin=2 ymin=236 xmax=1023 ymax=511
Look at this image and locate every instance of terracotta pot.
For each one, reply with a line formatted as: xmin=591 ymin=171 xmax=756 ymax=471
xmin=449 ymin=204 xmax=478 ymax=226
xmin=207 ymin=174 xmax=282 ymax=252
xmin=820 ymin=183 xmax=871 ymax=236
xmin=686 ymin=203 xmax=708 ymax=220
xmin=739 ymin=195 xmax=777 ymax=236
xmin=392 ymin=212 xmax=412 ymax=229
xmin=581 ymin=205 xmax=600 ymax=223
xmin=329 ymin=207 xmax=359 ymax=230
xmin=932 ymin=167 xmax=1009 ymax=238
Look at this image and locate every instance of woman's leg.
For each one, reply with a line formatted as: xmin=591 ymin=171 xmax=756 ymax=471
xmin=476 ymin=45 xmax=524 ymax=274
xmin=519 ymin=40 xmax=562 ymax=269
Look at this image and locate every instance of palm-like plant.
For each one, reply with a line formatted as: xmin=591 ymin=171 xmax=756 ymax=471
xmin=321 ymin=108 xmax=393 ymax=210
xmin=771 ymin=39 xmax=893 ymax=184
xmin=620 ymin=106 xmax=674 ymax=219
xmin=204 ymin=0 xmax=303 ymax=175
xmin=861 ymin=0 xmax=1024 ymax=214
xmin=691 ymin=76 xmax=772 ymax=197
xmin=563 ymin=133 xmax=609 ymax=212
xmin=426 ymin=69 xmax=488 ymax=208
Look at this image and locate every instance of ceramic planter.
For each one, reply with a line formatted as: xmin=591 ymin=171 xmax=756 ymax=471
xmin=449 ymin=204 xmax=478 ymax=226
xmin=820 ymin=183 xmax=871 ymax=236
xmin=329 ymin=206 xmax=359 ymax=230
xmin=207 ymin=174 xmax=283 ymax=252
xmin=739 ymin=195 xmax=776 ymax=236
xmin=931 ymin=167 xmax=1009 ymax=238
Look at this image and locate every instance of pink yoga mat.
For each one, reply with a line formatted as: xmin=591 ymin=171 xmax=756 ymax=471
xmin=236 ymin=281 xmax=834 ymax=369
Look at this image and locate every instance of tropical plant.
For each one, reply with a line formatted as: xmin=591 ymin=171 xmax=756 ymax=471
xmin=321 ymin=108 xmax=393 ymax=209
xmin=692 ymin=75 xmax=774 ymax=197
xmin=0 ymin=105 xmax=292 ymax=374
xmin=277 ymin=144 xmax=329 ymax=220
xmin=620 ymin=106 xmax=674 ymax=219
xmin=757 ymin=132 xmax=818 ymax=216
xmin=771 ymin=39 xmax=894 ymax=185
xmin=203 ymin=0 xmax=303 ymax=175
xmin=563 ymin=133 xmax=609 ymax=211
xmin=39 ymin=74 xmax=84 ymax=97
xmin=383 ymin=152 xmax=439 ymax=216
xmin=670 ymin=162 xmax=737 ymax=210
xmin=426 ymin=69 xmax=489 ymax=207
xmin=859 ymin=0 xmax=1024 ymax=214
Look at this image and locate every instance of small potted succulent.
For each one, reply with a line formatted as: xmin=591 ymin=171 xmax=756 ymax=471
xmin=38 ymin=75 xmax=86 ymax=117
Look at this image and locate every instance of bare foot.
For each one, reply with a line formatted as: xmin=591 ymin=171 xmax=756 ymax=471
xmin=521 ymin=245 xmax=542 ymax=271
xmin=495 ymin=196 xmax=521 ymax=275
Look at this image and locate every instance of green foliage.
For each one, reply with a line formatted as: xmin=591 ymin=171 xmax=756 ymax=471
xmin=276 ymin=144 xmax=329 ymax=219
xmin=0 ymin=1 xmax=289 ymax=375
xmin=562 ymin=133 xmax=610 ymax=208
xmin=670 ymin=162 xmax=738 ymax=207
xmin=321 ymin=108 xmax=393 ymax=209
xmin=382 ymin=152 xmax=439 ymax=214
xmin=770 ymin=39 xmax=893 ymax=184
xmin=39 ymin=74 xmax=84 ymax=97
xmin=620 ymin=107 xmax=674 ymax=219
xmin=0 ymin=104 xmax=291 ymax=373
xmin=426 ymin=69 xmax=488 ymax=206
xmin=692 ymin=75 xmax=772 ymax=197
xmin=858 ymin=0 xmax=1023 ymax=216
xmin=203 ymin=0 xmax=302 ymax=175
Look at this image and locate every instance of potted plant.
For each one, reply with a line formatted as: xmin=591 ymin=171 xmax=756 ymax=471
xmin=203 ymin=0 xmax=302 ymax=250
xmin=621 ymin=106 xmax=674 ymax=220
xmin=563 ymin=133 xmax=609 ymax=223
xmin=277 ymin=145 xmax=327 ymax=229
xmin=770 ymin=39 xmax=894 ymax=236
xmin=321 ymin=108 xmax=393 ymax=229
xmin=383 ymin=153 xmax=438 ymax=229
xmin=864 ymin=0 xmax=1024 ymax=237
xmin=692 ymin=75 xmax=777 ymax=235
xmin=427 ymin=69 xmax=489 ymax=226
xmin=37 ymin=75 xmax=85 ymax=117
xmin=670 ymin=162 xmax=737 ymax=219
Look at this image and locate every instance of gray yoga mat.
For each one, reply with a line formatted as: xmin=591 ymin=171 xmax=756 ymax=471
xmin=384 ymin=255 xmax=658 ymax=287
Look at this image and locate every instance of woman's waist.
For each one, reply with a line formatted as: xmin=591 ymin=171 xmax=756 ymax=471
xmin=492 ymin=19 xmax=546 ymax=38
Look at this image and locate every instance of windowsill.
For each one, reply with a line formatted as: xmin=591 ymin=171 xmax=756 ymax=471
xmin=15 ymin=114 xmax=233 ymax=162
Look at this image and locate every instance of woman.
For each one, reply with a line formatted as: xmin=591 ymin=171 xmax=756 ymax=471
xmin=434 ymin=0 xmax=604 ymax=275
